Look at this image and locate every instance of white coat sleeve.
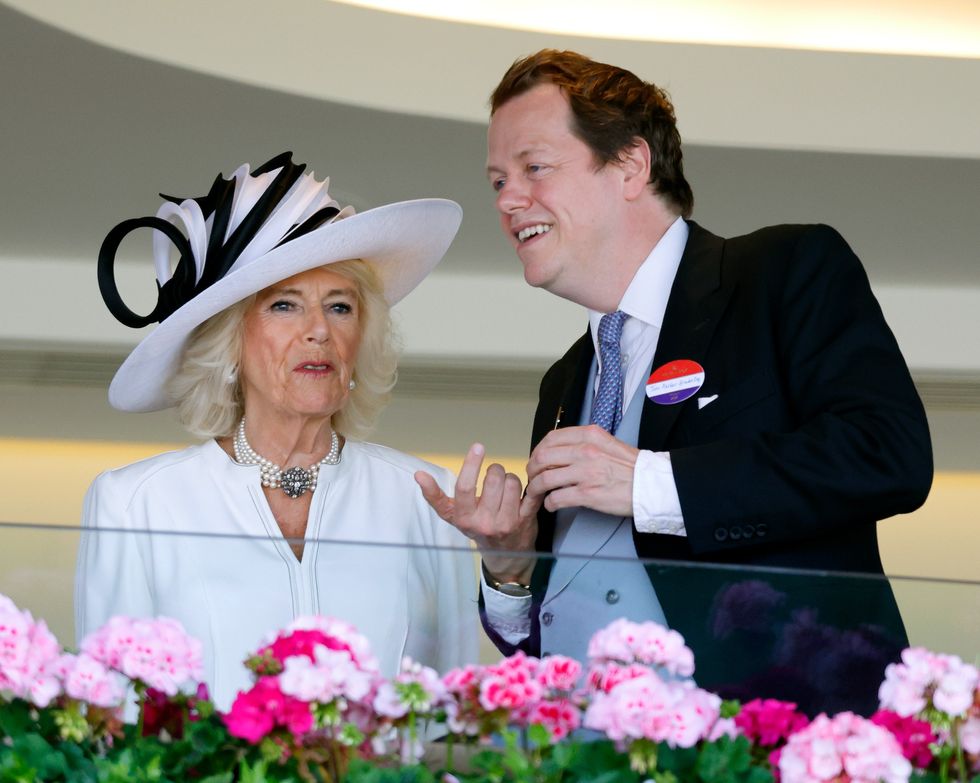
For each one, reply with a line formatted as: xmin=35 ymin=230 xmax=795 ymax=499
xmin=74 ymin=472 xmax=155 ymax=646
xmin=429 ymin=466 xmax=480 ymax=672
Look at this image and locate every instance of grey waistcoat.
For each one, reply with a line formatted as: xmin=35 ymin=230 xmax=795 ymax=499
xmin=540 ymin=359 xmax=667 ymax=662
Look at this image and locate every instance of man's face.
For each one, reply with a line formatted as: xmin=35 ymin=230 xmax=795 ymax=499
xmin=487 ymin=83 xmax=627 ymax=305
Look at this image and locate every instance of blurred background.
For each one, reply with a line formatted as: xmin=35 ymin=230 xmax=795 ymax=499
xmin=1 ymin=1 xmax=977 ymax=640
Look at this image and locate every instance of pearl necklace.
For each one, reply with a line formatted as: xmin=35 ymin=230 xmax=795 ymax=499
xmin=233 ymin=418 xmax=340 ymax=499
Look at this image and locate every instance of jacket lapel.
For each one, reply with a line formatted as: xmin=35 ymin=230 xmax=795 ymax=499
xmin=532 ymin=329 xmax=595 ymax=447
xmin=533 ymin=328 xmax=594 ymax=556
xmin=638 ymin=221 xmax=731 ymax=451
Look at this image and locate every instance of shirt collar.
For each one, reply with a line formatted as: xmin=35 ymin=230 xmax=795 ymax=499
xmin=589 ymin=216 xmax=689 ymax=343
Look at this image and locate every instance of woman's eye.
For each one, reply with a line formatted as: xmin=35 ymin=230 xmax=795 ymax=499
xmin=329 ymin=302 xmax=353 ymax=314
xmin=270 ymin=299 xmax=295 ymax=312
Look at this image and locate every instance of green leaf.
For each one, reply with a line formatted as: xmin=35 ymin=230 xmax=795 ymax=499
xmin=196 ymin=773 xmax=234 ymax=783
xmin=657 ymin=743 xmax=697 ymax=774
xmin=744 ymin=765 xmax=775 ymax=783
xmin=16 ymin=733 xmax=72 ymax=780
xmin=550 ymin=740 xmax=577 ymax=770
xmin=527 ymin=724 xmax=551 ymax=747
xmin=696 ymin=736 xmax=753 ymax=783
xmin=0 ymin=699 xmax=33 ymax=737
xmin=237 ymin=758 xmax=270 ymax=783
xmin=720 ymin=701 xmax=742 ymax=720
xmin=565 ymin=740 xmax=639 ymax=783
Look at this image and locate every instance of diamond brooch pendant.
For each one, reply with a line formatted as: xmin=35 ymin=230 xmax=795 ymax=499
xmin=281 ymin=466 xmax=313 ymax=498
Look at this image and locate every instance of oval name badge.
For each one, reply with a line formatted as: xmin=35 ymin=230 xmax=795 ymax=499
xmin=646 ymin=360 xmax=705 ymax=405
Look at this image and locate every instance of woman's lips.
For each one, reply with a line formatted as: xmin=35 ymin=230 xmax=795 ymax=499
xmin=293 ymin=361 xmax=333 ymax=375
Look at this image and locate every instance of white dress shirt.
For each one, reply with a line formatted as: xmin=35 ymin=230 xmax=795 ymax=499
xmin=482 ymin=217 xmax=690 ymax=637
xmin=588 ymin=215 xmax=687 ymax=536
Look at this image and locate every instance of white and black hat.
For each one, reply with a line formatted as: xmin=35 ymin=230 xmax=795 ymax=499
xmin=98 ymin=152 xmax=461 ymax=413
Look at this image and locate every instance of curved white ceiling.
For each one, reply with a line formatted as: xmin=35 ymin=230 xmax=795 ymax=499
xmin=6 ymin=0 xmax=980 ymax=159
xmin=337 ymin=0 xmax=980 ymax=59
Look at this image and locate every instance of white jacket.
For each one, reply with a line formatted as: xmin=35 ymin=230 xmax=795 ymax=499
xmin=75 ymin=439 xmax=477 ymax=708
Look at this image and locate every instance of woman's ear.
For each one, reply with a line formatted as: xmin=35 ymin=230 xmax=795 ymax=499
xmin=621 ymin=138 xmax=652 ymax=200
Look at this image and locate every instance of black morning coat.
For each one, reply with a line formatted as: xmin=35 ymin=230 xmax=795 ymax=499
xmin=491 ymin=221 xmax=933 ymax=716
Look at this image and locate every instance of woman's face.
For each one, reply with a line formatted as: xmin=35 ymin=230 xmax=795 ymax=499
xmin=240 ymin=266 xmax=362 ymax=426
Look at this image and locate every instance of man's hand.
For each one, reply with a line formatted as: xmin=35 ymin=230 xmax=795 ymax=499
xmin=415 ymin=443 xmax=542 ymax=584
xmin=526 ymin=424 xmax=639 ymax=516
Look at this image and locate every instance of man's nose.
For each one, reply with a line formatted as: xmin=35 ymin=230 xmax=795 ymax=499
xmin=496 ymin=178 xmax=532 ymax=214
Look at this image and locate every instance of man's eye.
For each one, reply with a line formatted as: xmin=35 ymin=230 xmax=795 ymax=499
xmin=492 ymin=178 xmax=505 ymax=192
xmin=527 ymin=164 xmax=546 ymax=175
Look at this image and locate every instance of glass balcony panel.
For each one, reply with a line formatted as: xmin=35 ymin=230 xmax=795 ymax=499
xmin=1 ymin=520 xmax=976 ymax=716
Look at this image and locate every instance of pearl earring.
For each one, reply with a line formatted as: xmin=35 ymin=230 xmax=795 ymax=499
xmin=349 ymin=379 xmax=357 ymax=390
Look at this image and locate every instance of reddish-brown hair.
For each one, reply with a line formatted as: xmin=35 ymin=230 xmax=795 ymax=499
xmin=490 ymin=49 xmax=693 ymax=217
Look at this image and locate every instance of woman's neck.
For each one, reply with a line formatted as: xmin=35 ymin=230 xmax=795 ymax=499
xmin=241 ymin=410 xmax=335 ymax=468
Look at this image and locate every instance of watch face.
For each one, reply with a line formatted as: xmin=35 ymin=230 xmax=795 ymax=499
xmin=497 ymin=582 xmax=531 ymax=598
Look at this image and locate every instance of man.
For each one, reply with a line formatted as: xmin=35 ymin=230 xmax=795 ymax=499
xmin=416 ymin=50 xmax=932 ymax=714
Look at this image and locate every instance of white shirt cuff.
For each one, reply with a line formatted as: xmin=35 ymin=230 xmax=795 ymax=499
xmin=480 ymin=566 xmax=531 ymax=645
xmin=632 ymin=450 xmax=686 ymax=536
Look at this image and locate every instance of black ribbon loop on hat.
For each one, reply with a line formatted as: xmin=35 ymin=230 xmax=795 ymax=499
xmin=98 ymin=217 xmax=197 ymax=328
xmin=97 ymin=151 xmax=339 ymax=329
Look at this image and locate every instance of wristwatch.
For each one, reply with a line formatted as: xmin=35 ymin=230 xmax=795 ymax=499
xmin=481 ymin=561 xmax=532 ymax=598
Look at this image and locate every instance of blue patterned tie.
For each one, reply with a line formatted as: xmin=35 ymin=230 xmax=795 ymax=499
xmin=591 ymin=310 xmax=629 ymax=434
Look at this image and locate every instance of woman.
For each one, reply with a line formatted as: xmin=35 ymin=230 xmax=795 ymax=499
xmin=76 ymin=152 xmax=476 ymax=708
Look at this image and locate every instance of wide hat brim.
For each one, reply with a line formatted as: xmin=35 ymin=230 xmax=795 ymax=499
xmin=108 ymin=198 xmax=461 ymax=412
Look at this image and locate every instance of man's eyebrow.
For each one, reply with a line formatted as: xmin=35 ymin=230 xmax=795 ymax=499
xmin=486 ymin=148 xmax=546 ymax=178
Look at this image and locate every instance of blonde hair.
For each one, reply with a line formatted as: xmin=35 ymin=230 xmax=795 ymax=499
xmin=169 ymin=259 xmax=398 ymax=440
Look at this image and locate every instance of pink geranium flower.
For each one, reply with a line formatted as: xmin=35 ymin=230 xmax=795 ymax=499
xmin=586 ymin=661 xmax=653 ymax=694
xmin=526 ymin=697 xmax=580 ymax=742
xmin=960 ymin=715 xmax=980 ymax=756
xmin=779 ymin=712 xmax=911 ymax=783
xmin=587 ymin=618 xmax=695 ymax=677
xmin=278 ymin=646 xmax=376 ymax=704
xmin=870 ymin=710 xmax=936 ymax=767
xmin=80 ymin=615 xmax=203 ymax=696
xmin=59 ymin=652 xmax=126 ymax=709
xmin=441 ymin=664 xmax=493 ymax=737
xmin=227 ymin=613 xmax=385 ymax=751
xmin=225 ymin=676 xmax=313 ymax=743
xmin=269 ymin=619 xmax=381 ymax=711
xmin=736 ymin=699 xmax=810 ymax=747
xmin=583 ymin=671 xmax=721 ymax=748
xmin=537 ymin=655 xmax=582 ymax=692
xmin=0 ymin=593 xmax=64 ymax=707
xmin=478 ymin=652 xmax=543 ymax=714
xmin=879 ymin=647 xmax=979 ymax=719
xmin=373 ymin=657 xmax=448 ymax=720
xmin=276 ymin=616 xmax=378 ymax=672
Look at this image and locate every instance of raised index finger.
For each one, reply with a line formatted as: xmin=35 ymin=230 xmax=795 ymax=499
xmin=453 ymin=443 xmax=486 ymax=516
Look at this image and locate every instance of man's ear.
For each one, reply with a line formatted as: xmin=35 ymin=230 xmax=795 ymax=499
xmin=620 ymin=138 xmax=652 ymax=200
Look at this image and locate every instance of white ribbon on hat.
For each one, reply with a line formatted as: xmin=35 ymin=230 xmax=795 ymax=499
xmin=152 ymin=199 xmax=208 ymax=286
xmin=148 ymin=163 xmax=355 ymax=290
